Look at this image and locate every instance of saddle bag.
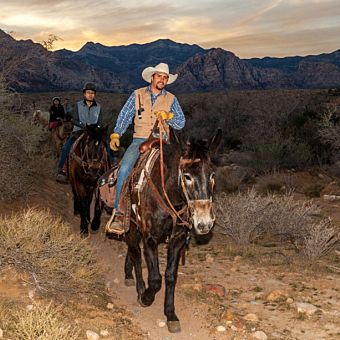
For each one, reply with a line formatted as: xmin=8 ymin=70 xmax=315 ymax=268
xmin=98 ymin=166 xmax=119 ymax=208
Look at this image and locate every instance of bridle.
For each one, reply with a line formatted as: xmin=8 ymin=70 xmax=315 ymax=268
xmin=71 ymin=132 xmax=109 ymax=176
xmin=155 ymin=118 xmax=215 ymax=229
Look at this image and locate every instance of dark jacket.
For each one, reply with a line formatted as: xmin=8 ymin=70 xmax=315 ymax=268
xmin=49 ymin=104 xmax=65 ymax=122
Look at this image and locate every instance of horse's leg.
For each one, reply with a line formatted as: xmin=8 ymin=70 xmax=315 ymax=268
xmin=140 ymin=235 xmax=161 ymax=306
xmin=72 ymin=186 xmax=80 ymax=216
xmin=91 ymin=187 xmax=102 ymax=233
xmin=86 ymin=188 xmax=93 ymax=223
xmin=164 ymin=230 xmax=188 ymax=333
xmin=77 ymin=184 xmax=90 ymax=236
xmin=125 ymin=226 xmax=145 ymax=299
xmin=124 ymin=249 xmax=135 ymax=286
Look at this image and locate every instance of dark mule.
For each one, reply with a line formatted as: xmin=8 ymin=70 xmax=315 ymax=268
xmin=92 ymin=127 xmax=222 ymax=333
xmin=69 ymin=124 xmax=110 ymax=236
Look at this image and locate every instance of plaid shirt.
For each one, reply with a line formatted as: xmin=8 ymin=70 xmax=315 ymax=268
xmin=114 ymin=86 xmax=185 ymax=136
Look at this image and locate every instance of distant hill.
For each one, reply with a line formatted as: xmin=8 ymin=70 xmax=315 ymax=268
xmin=0 ymin=29 xmax=339 ymax=92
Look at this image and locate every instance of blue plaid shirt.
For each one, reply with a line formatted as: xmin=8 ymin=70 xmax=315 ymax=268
xmin=114 ymin=86 xmax=185 ymax=136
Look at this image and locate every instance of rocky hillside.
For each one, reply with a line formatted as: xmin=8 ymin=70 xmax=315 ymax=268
xmin=0 ymin=30 xmax=122 ymax=92
xmin=0 ymin=29 xmax=339 ymax=92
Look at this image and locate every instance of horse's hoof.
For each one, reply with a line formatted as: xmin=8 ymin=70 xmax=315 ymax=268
xmin=167 ymin=321 xmax=181 ymax=333
xmin=124 ymin=278 xmax=135 ymax=287
xmin=80 ymin=232 xmax=89 ymax=239
xmin=90 ymin=227 xmax=100 ymax=234
xmin=137 ymin=296 xmax=148 ymax=308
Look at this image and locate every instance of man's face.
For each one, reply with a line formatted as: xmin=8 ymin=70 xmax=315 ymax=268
xmin=151 ymin=72 xmax=169 ymax=91
xmin=84 ymin=90 xmax=96 ymax=102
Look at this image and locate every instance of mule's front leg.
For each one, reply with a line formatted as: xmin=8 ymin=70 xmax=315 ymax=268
xmin=78 ymin=196 xmax=89 ymax=236
xmin=91 ymin=187 xmax=102 ymax=233
xmin=72 ymin=187 xmax=80 ymax=216
xmin=125 ymin=230 xmax=145 ymax=301
xmin=140 ymin=235 xmax=161 ymax=306
xmin=164 ymin=230 xmax=188 ymax=333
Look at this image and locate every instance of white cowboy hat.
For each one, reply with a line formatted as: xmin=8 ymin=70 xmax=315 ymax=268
xmin=142 ymin=63 xmax=178 ymax=85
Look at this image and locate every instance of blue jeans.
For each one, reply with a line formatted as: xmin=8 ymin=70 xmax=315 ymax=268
xmin=58 ymin=132 xmax=112 ymax=170
xmin=58 ymin=136 xmax=74 ymax=169
xmin=114 ymin=138 xmax=146 ymax=210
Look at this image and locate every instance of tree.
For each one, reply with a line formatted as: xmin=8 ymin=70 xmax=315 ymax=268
xmin=40 ymin=34 xmax=63 ymax=51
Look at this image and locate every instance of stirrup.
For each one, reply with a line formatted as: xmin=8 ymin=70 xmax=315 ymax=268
xmin=56 ymin=172 xmax=68 ymax=184
xmin=104 ymin=209 xmax=125 ymax=235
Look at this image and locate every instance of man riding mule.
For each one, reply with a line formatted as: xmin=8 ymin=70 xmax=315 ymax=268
xmin=93 ymin=122 xmax=222 ymax=332
xmin=108 ymin=63 xmax=185 ymax=234
xmin=56 ymin=82 xmax=103 ymax=183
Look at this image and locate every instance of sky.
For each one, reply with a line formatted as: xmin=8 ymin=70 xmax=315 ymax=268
xmin=0 ymin=0 xmax=339 ymax=58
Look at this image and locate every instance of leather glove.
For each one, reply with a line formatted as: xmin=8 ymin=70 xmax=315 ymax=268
xmin=155 ymin=110 xmax=174 ymax=121
xmin=110 ymin=133 xmax=120 ymax=151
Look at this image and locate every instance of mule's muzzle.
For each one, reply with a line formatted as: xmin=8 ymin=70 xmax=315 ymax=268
xmin=189 ymin=199 xmax=215 ymax=235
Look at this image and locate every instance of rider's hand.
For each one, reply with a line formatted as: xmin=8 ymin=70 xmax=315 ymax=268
xmin=110 ymin=133 xmax=120 ymax=151
xmin=154 ymin=111 xmax=174 ymax=121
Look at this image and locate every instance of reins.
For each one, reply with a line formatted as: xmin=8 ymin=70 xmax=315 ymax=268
xmin=157 ymin=118 xmax=191 ymax=229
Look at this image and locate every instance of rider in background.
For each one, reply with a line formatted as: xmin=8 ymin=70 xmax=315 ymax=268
xmin=49 ymin=97 xmax=65 ymax=130
xmin=56 ymin=82 xmax=103 ymax=183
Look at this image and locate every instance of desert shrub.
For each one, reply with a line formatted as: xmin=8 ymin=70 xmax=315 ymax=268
xmin=317 ymin=108 xmax=340 ymax=163
xmin=294 ymin=218 xmax=339 ymax=260
xmin=215 ymin=190 xmax=274 ymax=244
xmin=285 ymin=108 xmax=332 ymax=165
xmin=0 ymin=74 xmax=22 ymax=113
xmin=0 ymin=302 xmax=80 ymax=340
xmin=216 ymin=165 xmax=252 ymax=192
xmin=304 ymin=183 xmax=325 ymax=198
xmin=247 ymin=135 xmax=311 ymax=172
xmin=215 ymin=190 xmax=339 ymax=258
xmin=0 ymin=112 xmax=48 ymax=200
xmin=0 ymin=209 xmax=104 ymax=297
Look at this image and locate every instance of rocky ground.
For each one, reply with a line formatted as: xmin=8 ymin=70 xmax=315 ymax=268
xmin=1 ymin=155 xmax=339 ymax=340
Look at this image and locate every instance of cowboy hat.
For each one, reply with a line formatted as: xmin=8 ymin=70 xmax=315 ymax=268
xmin=142 ymin=63 xmax=178 ymax=85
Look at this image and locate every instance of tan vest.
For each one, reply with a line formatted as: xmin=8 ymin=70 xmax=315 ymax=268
xmin=134 ymin=87 xmax=174 ymax=138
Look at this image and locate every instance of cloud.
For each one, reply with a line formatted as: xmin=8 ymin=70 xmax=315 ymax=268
xmin=0 ymin=0 xmax=338 ymax=56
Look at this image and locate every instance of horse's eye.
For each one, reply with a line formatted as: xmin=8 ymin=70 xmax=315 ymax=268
xmin=183 ymin=173 xmax=193 ymax=183
xmin=210 ymin=172 xmax=215 ymax=181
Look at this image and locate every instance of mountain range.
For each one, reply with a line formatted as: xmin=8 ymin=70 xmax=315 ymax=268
xmin=0 ymin=29 xmax=339 ymax=93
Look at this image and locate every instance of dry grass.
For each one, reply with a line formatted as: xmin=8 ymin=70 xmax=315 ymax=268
xmin=0 ymin=301 xmax=80 ymax=340
xmin=12 ymin=304 xmax=79 ymax=340
xmin=0 ymin=209 xmax=104 ymax=297
xmin=215 ymin=190 xmax=339 ymax=259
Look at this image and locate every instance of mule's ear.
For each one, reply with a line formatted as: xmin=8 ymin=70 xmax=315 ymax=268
xmin=208 ymin=128 xmax=222 ymax=155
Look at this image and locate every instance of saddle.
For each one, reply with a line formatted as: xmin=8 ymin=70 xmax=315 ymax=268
xmin=98 ymin=145 xmax=160 ymax=214
xmin=98 ymin=142 xmax=161 ymax=236
xmin=49 ymin=121 xmax=59 ymax=130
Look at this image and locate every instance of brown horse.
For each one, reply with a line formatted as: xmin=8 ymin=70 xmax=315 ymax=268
xmin=50 ymin=119 xmax=73 ymax=157
xmin=91 ymin=127 xmax=222 ymax=333
xmin=69 ymin=124 xmax=110 ymax=236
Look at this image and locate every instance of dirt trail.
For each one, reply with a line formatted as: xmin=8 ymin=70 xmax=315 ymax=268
xmin=60 ymin=181 xmax=213 ymax=340
xmin=7 ymin=170 xmax=340 ymax=340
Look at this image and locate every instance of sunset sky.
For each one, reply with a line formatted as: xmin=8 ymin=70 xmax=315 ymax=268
xmin=0 ymin=0 xmax=339 ymax=58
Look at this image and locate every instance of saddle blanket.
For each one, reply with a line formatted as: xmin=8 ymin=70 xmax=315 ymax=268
xmin=98 ymin=148 xmax=160 ymax=209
